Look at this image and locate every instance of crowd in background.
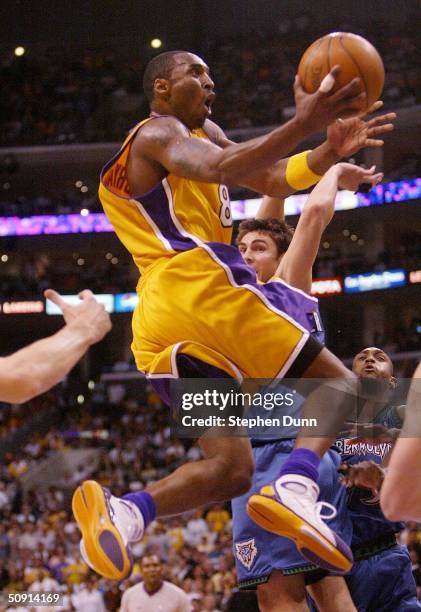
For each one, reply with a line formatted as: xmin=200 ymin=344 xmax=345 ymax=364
xmin=0 ymin=251 xmax=136 ymax=298
xmin=0 ymin=17 xmax=420 ymax=147
xmin=0 ymin=385 xmax=240 ymax=611
xmin=0 ymin=230 xmax=420 ymax=299
xmin=0 ymin=12 xmax=420 ymax=610
xmin=0 ymin=371 xmax=421 ymax=610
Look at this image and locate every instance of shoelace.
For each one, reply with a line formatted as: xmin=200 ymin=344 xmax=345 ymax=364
xmin=314 ymin=501 xmax=337 ymax=521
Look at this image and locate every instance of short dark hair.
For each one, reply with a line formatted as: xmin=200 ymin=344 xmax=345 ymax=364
xmin=143 ymin=50 xmax=186 ymax=103
xmin=141 ymin=554 xmax=161 ymax=566
xmin=236 ymin=218 xmax=294 ymax=256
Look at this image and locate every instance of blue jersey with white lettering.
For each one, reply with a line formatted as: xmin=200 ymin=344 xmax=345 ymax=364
xmin=335 ymin=404 xmax=404 ymax=547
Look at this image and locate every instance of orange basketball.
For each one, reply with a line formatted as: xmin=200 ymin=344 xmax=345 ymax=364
xmin=297 ymin=32 xmax=385 ymax=111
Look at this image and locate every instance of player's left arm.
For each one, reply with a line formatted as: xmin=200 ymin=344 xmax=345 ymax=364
xmin=255 ymin=195 xmax=285 ymax=221
xmin=273 ymin=163 xmax=382 ymax=292
xmin=204 ymin=102 xmax=395 ymax=197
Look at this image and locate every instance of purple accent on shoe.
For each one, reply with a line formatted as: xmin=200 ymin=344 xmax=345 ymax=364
xmin=333 ymin=533 xmax=353 ymax=562
xmin=299 ymin=547 xmax=344 ymax=573
xmin=122 ymin=491 xmax=156 ymax=528
xmin=99 ymin=531 xmax=127 ymax=572
xmin=280 ymin=481 xmax=308 ymax=493
xmin=279 ymin=448 xmax=320 ymax=482
xmin=300 ymin=532 xmax=353 ymax=572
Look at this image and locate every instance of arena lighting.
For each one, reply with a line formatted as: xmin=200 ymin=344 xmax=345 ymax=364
xmin=1 ymin=177 xmax=420 ymax=237
xmin=6 ymin=268 xmax=419 ymax=317
xmin=80 ymin=208 xmax=89 ymax=216
xmin=344 ymin=269 xmax=406 ymax=294
xmin=151 ymin=38 xmax=162 ymax=49
xmin=0 ymin=300 xmax=44 ymax=314
xmin=114 ymin=292 xmax=139 ymax=312
xmin=409 ymin=270 xmax=421 ymax=284
xmin=14 ymin=46 xmax=25 ymax=57
xmin=311 ymin=278 xmax=342 ymax=297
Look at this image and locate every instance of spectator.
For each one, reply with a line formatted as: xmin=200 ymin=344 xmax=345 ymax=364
xmin=206 ymin=503 xmax=231 ymax=535
xmin=120 ymin=554 xmax=190 ymax=612
xmin=71 ymin=578 xmax=106 ymax=612
xmin=202 ymin=593 xmax=222 ymax=612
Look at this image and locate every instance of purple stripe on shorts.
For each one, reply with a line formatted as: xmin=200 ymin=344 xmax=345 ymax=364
xmin=150 ymin=354 xmax=232 ymax=406
xmin=205 ymin=242 xmax=319 ymax=333
xmin=135 ymin=183 xmax=197 ymax=251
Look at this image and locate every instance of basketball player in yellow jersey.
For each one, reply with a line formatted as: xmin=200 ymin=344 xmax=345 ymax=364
xmin=72 ymin=50 xmax=396 ymax=581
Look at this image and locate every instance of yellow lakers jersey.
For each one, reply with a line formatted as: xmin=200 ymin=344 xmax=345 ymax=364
xmin=99 ymin=117 xmax=233 ymax=275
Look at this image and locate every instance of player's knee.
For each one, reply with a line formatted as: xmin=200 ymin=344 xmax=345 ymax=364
xmin=226 ymin=458 xmax=254 ymax=497
xmin=231 ymin=469 xmax=253 ymax=497
xmin=257 ymin=584 xmax=276 ymax=610
xmin=215 ymin=454 xmax=254 ymax=498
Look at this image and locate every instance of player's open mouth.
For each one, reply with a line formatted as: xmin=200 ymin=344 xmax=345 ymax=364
xmin=203 ymin=93 xmax=215 ymax=116
xmin=204 ymin=100 xmax=212 ymax=115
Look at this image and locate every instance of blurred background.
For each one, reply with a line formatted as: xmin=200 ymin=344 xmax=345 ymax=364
xmin=0 ymin=1 xmax=420 ymax=609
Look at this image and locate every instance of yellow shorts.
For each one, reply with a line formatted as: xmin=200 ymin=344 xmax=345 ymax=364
xmin=131 ymin=243 xmax=322 ymax=391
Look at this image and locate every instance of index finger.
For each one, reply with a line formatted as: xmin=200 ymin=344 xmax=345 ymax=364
xmin=329 ymin=77 xmax=362 ymax=102
xmin=44 ymin=289 xmax=68 ymax=310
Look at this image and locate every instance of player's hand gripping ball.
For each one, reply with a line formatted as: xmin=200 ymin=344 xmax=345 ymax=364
xmin=298 ymin=32 xmax=385 ymax=111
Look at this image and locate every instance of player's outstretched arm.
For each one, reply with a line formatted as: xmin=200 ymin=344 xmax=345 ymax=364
xmin=239 ymin=100 xmax=395 ymax=197
xmin=255 ymin=195 xmax=285 ymax=222
xmin=0 ymin=290 xmax=111 ymax=404
xmin=133 ymin=68 xmax=367 ymax=188
xmin=275 ymin=163 xmax=382 ymax=292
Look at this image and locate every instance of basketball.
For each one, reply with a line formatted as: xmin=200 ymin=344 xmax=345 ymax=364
xmin=297 ymin=32 xmax=385 ymax=110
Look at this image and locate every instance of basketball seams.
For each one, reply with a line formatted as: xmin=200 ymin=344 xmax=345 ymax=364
xmin=301 ymin=37 xmax=325 ymax=92
xmin=327 ymin=34 xmax=332 ymax=73
xmin=338 ymin=35 xmax=368 ymax=106
xmin=299 ymin=32 xmax=384 ymax=105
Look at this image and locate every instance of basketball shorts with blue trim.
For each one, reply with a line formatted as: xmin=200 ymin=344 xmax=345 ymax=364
xmin=232 ymin=439 xmax=352 ymax=589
